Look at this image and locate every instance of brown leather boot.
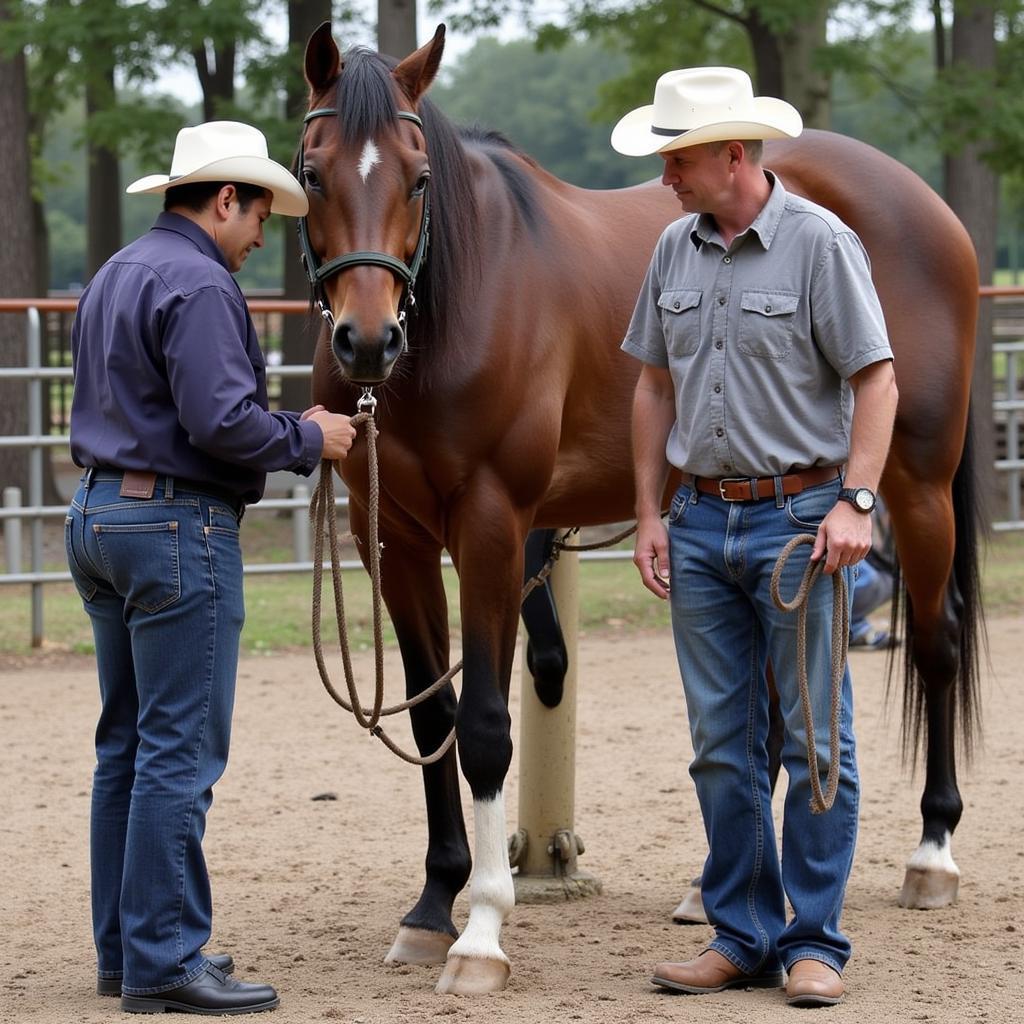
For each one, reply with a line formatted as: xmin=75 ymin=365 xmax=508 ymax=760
xmin=651 ymin=949 xmax=785 ymax=994
xmin=785 ymin=959 xmax=844 ymax=1007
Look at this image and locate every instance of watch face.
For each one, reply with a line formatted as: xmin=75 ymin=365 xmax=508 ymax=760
xmin=854 ymin=488 xmax=874 ymax=511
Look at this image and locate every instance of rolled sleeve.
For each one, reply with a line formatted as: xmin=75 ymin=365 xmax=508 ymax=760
xmin=811 ymin=231 xmax=893 ymax=379
xmin=622 ymin=249 xmax=670 ymax=368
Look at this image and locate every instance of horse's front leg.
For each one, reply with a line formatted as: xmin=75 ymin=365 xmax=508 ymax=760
xmin=349 ymin=502 xmax=471 ymax=964
xmin=435 ymin=498 xmax=527 ymax=995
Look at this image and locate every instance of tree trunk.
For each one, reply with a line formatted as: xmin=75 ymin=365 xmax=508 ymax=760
xmin=0 ymin=0 xmax=36 ymax=496
xmin=378 ymin=0 xmax=417 ymax=59
xmin=279 ymin=0 xmax=332 ymax=415
xmin=778 ymin=0 xmax=830 ymax=129
xmin=85 ymin=65 xmax=122 ymax=279
xmin=193 ymin=39 xmax=236 ymax=122
xmin=944 ymin=3 xmax=997 ymax=508
xmin=745 ymin=9 xmax=784 ymax=99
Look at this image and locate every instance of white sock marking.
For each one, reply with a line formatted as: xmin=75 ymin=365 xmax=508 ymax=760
xmin=448 ymin=793 xmax=515 ymax=962
xmin=905 ymin=832 xmax=960 ymax=875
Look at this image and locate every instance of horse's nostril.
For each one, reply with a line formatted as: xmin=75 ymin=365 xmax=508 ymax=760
xmin=332 ymin=322 xmax=355 ymax=366
xmin=384 ymin=323 xmax=405 ymax=359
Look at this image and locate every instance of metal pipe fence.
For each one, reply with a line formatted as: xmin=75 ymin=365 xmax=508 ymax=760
xmin=1 ymin=293 xmax=1022 ymax=645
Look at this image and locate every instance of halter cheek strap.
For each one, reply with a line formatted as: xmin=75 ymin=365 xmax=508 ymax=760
xmin=296 ymin=108 xmax=431 ymax=330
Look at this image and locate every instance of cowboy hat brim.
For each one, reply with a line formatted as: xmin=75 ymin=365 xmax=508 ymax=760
xmin=611 ymin=97 xmax=803 ymax=157
xmin=127 ymin=155 xmax=308 ymax=217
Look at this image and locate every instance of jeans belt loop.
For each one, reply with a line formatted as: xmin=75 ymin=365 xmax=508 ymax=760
xmin=748 ymin=477 xmax=759 ymax=502
xmin=773 ymin=475 xmax=785 ymax=508
xmin=165 ymin=476 xmax=175 ymax=500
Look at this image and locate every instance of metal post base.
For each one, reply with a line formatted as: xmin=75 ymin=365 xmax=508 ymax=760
xmin=513 ymin=869 xmax=603 ymax=905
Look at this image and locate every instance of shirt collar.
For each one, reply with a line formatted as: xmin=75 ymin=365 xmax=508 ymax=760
xmin=689 ymin=170 xmax=787 ymax=252
xmin=153 ymin=211 xmax=231 ymax=272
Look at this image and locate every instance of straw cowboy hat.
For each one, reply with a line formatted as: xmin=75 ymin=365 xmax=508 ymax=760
xmin=126 ymin=121 xmax=308 ymax=217
xmin=611 ymin=67 xmax=802 ymax=157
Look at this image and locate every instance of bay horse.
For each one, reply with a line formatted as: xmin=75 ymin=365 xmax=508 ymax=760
xmin=299 ymin=23 xmax=981 ymax=994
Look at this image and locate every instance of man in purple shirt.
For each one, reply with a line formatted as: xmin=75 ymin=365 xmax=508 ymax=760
xmin=65 ymin=121 xmax=354 ymax=1015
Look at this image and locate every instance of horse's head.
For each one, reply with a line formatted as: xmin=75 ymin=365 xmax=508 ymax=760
xmin=300 ymin=23 xmax=445 ymax=385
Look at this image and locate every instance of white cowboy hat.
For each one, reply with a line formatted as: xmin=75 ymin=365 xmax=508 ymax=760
xmin=126 ymin=121 xmax=308 ymax=217
xmin=611 ymin=67 xmax=802 ymax=157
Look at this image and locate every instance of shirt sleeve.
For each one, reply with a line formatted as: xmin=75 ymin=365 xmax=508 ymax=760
xmin=159 ymin=285 xmax=323 ymax=473
xmin=810 ymin=230 xmax=893 ymax=379
xmin=621 ymin=242 xmax=669 ymax=368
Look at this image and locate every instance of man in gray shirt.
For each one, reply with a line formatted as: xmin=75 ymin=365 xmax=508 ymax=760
xmin=613 ymin=68 xmax=898 ymax=1007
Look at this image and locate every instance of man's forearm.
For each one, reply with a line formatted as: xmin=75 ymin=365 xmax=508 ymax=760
xmin=632 ymin=366 xmax=677 ymax=518
xmin=846 ymin=360 xmax=899 ymax=489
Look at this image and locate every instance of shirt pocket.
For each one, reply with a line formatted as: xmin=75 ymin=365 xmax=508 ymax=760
xmin=737 ymin=289 xmax=800 ymax=359
xmin=658 ymin=288 xmax=702 ymax=357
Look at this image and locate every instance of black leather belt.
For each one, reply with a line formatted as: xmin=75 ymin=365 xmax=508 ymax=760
xmin=89 ymin=469 xmax=244 ymax=514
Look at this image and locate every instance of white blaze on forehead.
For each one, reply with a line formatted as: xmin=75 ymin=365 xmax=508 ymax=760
xmin=358 ymin=140 xmax=381 ymax=182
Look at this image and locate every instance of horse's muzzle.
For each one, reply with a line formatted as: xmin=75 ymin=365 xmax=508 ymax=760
xmin=331 ymin=319 xmax=405 ymax=384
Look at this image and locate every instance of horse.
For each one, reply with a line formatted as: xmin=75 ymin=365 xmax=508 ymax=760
xmin=298 ymin=23 xmax=982 ymax=995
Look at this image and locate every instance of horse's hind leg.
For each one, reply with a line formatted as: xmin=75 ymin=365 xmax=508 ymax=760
xmin=885 ymin=469 xmax=970 ymax=909
xmin=354 ymin=507 xmax=471 ymax=964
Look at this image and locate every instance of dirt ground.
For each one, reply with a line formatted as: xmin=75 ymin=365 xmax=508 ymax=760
xmin=3 ymin=617 xmax=1023 ymax=1024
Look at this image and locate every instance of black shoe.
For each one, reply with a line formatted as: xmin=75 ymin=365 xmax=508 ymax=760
xmin=122 ymin=964 xmax=276 ymax=1015
xmin=98 ymin=954 xmax=235 ymax=997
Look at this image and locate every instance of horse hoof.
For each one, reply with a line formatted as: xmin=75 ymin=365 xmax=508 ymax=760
xmin=384 ymin=926 xmax=455 ymax=966
xmin=671 ymin=884 xmax=707 ymax=925
xmin=899 ymin=867 xmax=960 ymax=909
xmin=435 ymin=955 xmax=510 ymax=995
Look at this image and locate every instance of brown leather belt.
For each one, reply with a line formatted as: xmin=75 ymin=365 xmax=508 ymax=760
xmin=684 ymin=466 xmax=841 ymax=502
xmin=90 ymin=469 xmax=244 ymax=514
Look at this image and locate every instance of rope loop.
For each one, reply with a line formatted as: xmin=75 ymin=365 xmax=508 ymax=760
xmin=770 ymin=534 xmax=850 ymax=814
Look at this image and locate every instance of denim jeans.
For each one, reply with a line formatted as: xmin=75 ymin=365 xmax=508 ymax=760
xmin=667 ymin=477 xmax=859 ymax=976
xmin=65 ymin=473 xmax=245 ymax=994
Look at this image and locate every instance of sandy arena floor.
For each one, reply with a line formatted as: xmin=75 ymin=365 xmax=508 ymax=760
xmin=3 ymin=617 xmax=1023 ymax=1023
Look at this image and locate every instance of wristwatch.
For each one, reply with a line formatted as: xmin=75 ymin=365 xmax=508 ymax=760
xmin=837 ymin=486 xmax=876 ymax=513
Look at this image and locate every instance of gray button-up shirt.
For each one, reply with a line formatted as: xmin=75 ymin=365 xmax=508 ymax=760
xmin=621 ymin=172 xmax=892 ymax=478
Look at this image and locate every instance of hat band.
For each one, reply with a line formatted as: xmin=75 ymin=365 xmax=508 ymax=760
xmin=652 ymin=125 xmax=690 ymax=136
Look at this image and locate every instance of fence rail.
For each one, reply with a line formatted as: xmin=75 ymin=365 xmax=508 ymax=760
xmin=2 ymin=293 xmax=1022 ymax=645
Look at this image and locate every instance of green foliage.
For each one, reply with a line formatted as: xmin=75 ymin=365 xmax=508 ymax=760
xmin=430 ymin=36 xmax=654 ymax=188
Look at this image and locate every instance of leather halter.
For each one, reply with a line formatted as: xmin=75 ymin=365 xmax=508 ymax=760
xmin=296 ymin=107 xmax=431 ymax=329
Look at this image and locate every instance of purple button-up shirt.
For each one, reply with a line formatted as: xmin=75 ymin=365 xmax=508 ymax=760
xmin=70 ymin=213 xmax=322 ymax=504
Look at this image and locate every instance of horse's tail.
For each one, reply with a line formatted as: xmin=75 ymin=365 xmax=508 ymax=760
xmin=889 ymin=406 xmax=985 ymax=763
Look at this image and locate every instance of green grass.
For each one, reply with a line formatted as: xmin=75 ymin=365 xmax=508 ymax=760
xmin=2 ymin=534 xmax=1021 ymax=659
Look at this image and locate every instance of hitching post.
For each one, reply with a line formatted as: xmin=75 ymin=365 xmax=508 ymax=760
xmin=512 ymin=541 xmax=602 ymax=902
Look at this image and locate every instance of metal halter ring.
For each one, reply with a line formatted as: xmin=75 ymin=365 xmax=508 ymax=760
xmin=357 ymin=388 xmax=377 ymax=414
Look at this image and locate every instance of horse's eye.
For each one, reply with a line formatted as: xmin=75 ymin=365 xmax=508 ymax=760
xmin=302 ymin=168 xmax=321 ymax=191
xmin=410 ymin=173 xmax=430 ymax=198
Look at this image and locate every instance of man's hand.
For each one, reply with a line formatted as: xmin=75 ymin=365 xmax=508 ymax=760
xmin=811 ymin=501 xmax=872 ymax=575
xmin=634 ymin=514 xmax=671 ymax=599
xmin=306 ymin=409 xmax=357 ymax=460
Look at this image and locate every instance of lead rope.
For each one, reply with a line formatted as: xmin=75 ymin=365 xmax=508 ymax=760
xmin=770 ymin=534 xmax=850 ymax=814
xmin=309 ymin=409 xmax=639 ymax=766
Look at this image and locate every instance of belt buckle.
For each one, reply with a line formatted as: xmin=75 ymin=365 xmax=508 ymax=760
xmin=717 ymin=477 xmax=748 ymax=501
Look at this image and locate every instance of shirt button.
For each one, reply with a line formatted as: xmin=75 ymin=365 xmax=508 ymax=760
xmin=716 ymin=429 xmax=724 ymax=437
xmin=724 ymin=464 xmax=732 ymax=471
xmin=718 ymin=296 xmax=726 ymax=305
xmin=715 ymin=340 xmax=723 ymax=349
xmin=723 ymin=256 xmax=732 ymax=264
xmin=765 ymin=304 xmax=773 ymax=313
xmin=714 ymin=384 xmax=721 ymax=393
xmin=673 ymin=300 xmax=681 ymax=310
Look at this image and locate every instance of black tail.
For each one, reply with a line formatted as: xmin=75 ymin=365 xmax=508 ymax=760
xmin=889 ymin=408 xmax=986 ymax=763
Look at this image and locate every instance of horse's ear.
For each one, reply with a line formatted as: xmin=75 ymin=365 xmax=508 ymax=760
xmin=305 ymin=22 xmax=342 ymax=95
xmin=392 ymin=25 xmax=446 ymax=104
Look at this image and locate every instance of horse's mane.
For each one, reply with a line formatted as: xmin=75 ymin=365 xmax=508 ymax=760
xmin=332 ymin=49 xmax=545 ymax=371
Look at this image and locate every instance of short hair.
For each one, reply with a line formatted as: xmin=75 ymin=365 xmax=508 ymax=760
xmin=164 ymin=180 xmax=269 ymax=213
xmin=707 ymin=139 xmax=764 ymax=163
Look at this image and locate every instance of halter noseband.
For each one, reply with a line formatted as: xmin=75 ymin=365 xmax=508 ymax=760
xmin=296 ymin=108 xmax=431 ymax=330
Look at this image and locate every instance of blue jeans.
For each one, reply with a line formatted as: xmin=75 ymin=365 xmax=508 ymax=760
xmin=65 ymin=473 xmax=245 ymax=994
xmin=667 ymin=478 xmax=859 ymax=975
